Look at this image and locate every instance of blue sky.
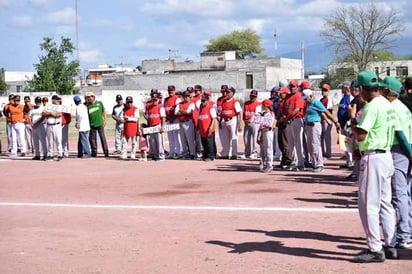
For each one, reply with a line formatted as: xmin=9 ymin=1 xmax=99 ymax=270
xmin=1 ymin=0 xmax=411 ymax=73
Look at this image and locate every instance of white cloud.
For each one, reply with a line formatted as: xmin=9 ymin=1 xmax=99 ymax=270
xmin=8 ymin=15 xmax=34 ymax=28
xmin=45 ymin=7 xmax=76 ymax=25
xmin=79 ymin=48 xmax=104 ymax=63
xmin=0 ymin=0 xmax=11 ymax=7
xmin=139 ymin=0 xmax=234 ymax=17
xmin=29 ymin=0 xmax=50 ymax=7
xmin=84 ymin=18 xmax=134 ymax=31
xmin=132 ymin=37 xmax=167 ymax=50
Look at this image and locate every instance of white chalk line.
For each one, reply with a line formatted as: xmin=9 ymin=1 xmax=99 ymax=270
xmin=0 ymin=202 xmax=357 ymax=212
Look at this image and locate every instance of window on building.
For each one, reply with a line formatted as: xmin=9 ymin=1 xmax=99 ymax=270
xmin=396 ymin=66 xmax=408 ymax=77
xmin=375 ymin=67 xmax=379 ymax=76
xmin=246 ymin=73 xmax=253 ymax=89
xmin=16 ymin=85 xmax=22 ymax=93
xmin=386 ymin=67 xmax=390 ymax=76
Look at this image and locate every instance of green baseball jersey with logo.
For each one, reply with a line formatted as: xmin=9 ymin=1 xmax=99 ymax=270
xmin=357 ymin=96 xmax=397 ymax=151
xmin=87 ymin=100 xmax=105 ymax=128
xmin=391 ymin=99 xmax=412 ymax=145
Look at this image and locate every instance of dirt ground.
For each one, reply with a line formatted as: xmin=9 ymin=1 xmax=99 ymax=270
xmin=0 ymin=133 xmax=411 ymax=274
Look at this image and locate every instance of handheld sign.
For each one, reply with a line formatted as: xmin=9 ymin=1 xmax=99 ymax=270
xmin=142 ymin=123 xmax=180 ymax=134
xmin=252 ymin=113 xmax=275 ymax=127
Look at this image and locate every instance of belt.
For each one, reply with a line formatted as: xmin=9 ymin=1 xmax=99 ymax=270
xmin=181 ymin=120 xmax=191 ymax=123
xmin=224 ymin=118 xmax=233 ymax=121
xmin=304 ymin=122 xmax=315 ymax=126
xmin=361 ymin=149 xmax=387 ymax=156
xmin=47 ymin=122 xmax=61 ymax=125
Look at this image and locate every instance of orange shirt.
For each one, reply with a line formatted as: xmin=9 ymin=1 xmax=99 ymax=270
xmin=8 ymin=104 xmax=25 ymax=124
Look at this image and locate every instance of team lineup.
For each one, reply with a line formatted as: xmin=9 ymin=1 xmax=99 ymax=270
xmin=1 ymin=72 xmax=412 ymax=264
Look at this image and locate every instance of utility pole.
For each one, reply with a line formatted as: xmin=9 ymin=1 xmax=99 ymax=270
xmin=301 ymin=40 xmax=305 ymax=79
xmin=274 ymin=28 xmax=278 ymax=58
xmin=75 ymin=0 xmax=79 ymax=63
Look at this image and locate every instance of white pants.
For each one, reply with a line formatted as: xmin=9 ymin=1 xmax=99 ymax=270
xmin=47 ymin=124 xmax=63 ymax=157
xmin=220 ymin=117 xmax=238 ymax=158
xmin=11 ymin=122 xmax=26 ymax=154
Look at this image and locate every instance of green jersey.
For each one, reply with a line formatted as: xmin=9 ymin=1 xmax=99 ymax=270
xmin=357 ymin=96 xmax=396 ymax=151
xmin=391 ymin=99 xmax=412 ymax=145
xmin=87 ymin=100 xmax=105 ymax=128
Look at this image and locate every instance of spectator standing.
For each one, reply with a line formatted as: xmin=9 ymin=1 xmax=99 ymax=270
xmin=8 ymin=95 xmax=26 ymax=157
xmin=319 ymin=84 xmax=335 ymax=159
xmin=112 ymin=94 xmax=124 ymax=154
xmin=30 ymin=96 xmax=47 ymax=160
xmin=73 ymin=95 xmax=91 ymax=158
xmin=43 ymin=95 xmax=63 ymax=161
xmin=86 ymin=92 xmax=109 ymax=158
xmin=242 ymin=89 xmax=261 ymax=159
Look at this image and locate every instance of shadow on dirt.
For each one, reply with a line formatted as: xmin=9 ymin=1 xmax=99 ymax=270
xmin=206 ymin=229 xmax=365 ymax=261
xmin=294 ymin=190 xmax=358 ymax=208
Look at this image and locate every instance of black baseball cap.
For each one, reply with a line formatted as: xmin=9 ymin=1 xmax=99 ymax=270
xmin=116 ymin=94 xmax=123 ymax=101
xmin=126 ymin=96 xmax=133 ymax=103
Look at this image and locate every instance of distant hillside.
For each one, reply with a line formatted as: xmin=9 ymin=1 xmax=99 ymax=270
xmin=280 ymin=37 xmax=412 ymax=74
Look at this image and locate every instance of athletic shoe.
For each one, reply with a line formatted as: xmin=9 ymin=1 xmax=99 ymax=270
xmin=57 ymin=156 xmax=63 ymax=161
xmin=32 ymin=156 xmax=41 ymax=160
xmin=20 ymin=153 xmax=26 ymax=157
xmin=262 ymin=166 xmax=273 ymax=173
xmin=384 ymin=246 xmax=399 ymax=259
xmin=138 ymin=158 xmax=147 ymax=162
xmin=395 ymin=241 xmax=411 ymax=249
xmin=130 ymin=155 xmax=136 ymax=159
xmin=312 ymin=166 xmax=324 ymax=172
xmin=230 ymin=155 xmax=237 ymax=160
xmin=345 ymin=173 xmax=357 ymax=181
xmin=351 ymin=249 xmax=385 ymax=263
xmin=45 ymin=156 xmax=53 ymax=161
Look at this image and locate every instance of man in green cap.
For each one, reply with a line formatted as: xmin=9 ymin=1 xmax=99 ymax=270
xmin=379 ymin=76 xmax=412 ymax=249
xmin=351 ymin=71 xmax=398 ymax=263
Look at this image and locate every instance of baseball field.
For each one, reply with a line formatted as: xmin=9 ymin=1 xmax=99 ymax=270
xmin=0 ymin=123 xmax=410 ymax=273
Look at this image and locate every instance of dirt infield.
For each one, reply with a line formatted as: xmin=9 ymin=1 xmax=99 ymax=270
xmin=0 ymin=135 xmax=411 ymax=273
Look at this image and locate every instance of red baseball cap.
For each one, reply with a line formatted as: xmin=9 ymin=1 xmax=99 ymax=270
xmin=289 ymin=80 xmax=299 ymax=87
xmin=322 ymin=84 xmax=331 ymax=91
xmin=279 ymin=87 xmax=290 ymax=94
xmin=262 ymin=99 xmax=273 ymax=107
xmin=300 ymin=80 xmax=311 ymax=89
xmin=203 ymin=90 xmax=212 ymax=96
xmin=250 ymin=90 xmax=258 ymax=97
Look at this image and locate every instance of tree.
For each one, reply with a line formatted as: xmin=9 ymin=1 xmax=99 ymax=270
xmin=205 ymin=29 xmax=263 ymax=59
xmin=28 ymin=37 xmax=79 ymax=94
xmin=320 ymin=3 xmax=404 ymax=72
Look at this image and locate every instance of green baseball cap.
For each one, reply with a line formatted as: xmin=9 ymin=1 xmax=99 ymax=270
xmin=357 ymin=71 xmax=379 ymax=87
xmin=379 ymin=76 xmax=402 ymax=94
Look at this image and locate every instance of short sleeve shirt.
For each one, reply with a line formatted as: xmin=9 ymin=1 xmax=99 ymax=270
xmin=304 ymin=99 xmax=326 ymax=123
xmin=391 ymin=99 xmax=412 ymax=145
xmin=87 ymin=100 xmax=105 ymax=128
xmin=357 ymin=96 xmax=397 ymax=151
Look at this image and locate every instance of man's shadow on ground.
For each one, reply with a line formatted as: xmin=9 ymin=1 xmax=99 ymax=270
xmin=206 ymin=229 xmax=366 ymax=261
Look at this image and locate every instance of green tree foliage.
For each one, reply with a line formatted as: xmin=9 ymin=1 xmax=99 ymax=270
xmin=0 ymin=79 xmax=7 ymax=91
xmin=205 ymin=29 xmax=263 ymax=59
xmin=321 ymin=3 xmax=404 ymax=71
xmin=342 ymin=50 xmax=400 ymax=63
xmin=28 ymin=37 xmax=79 ymax=94
xmin=320 ymin=68 xmax=356 ymax=89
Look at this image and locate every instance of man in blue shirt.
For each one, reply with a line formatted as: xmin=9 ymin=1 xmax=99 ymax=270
xmin=338 ymin=81 xmax=354 ymax=169
xmin=303 ymin=89 xmax=340 ymax=172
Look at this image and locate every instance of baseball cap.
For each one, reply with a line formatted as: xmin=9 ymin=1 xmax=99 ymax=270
xmin=150 ymin=88 xmax=158 ymax=95
xmin=86 ymin=91 xmax=95 ymax=97
xmin=42 ymin=97 xmax=48 ymax=102
xmin=116 ymin=94 xmax=123 ymax=101
xmin=186 ymin=87 xmax=194 ymax=92
xmin=194 ymin=84 xmax=202 ymax=91
xmin=73 ymin=95 xmax=81 ymax=103
xmin=357 ymin=71 xmax=379 ymax=87
xmin=379 ymin=76 xmax=402 ymax=94
xmin=250 ymin=90 xmax=258 ymax=97
xmin=167 ymin=85 xmax=175 ymax=91
xmin=341 ymin=80 xmax=352 ymax=87
xmin=203 ymin=90 xmax=212 ymax=96
xmin=182 ymin=90 xmax=191 ymax=97
xmin=271 ymin=87 xmax=280 ymax=93
xmin=220 ymin=84 xmax=228 ymax=91
xmin=14 ymin=95 xmax=21 ymax=101
xmin=321 ymin=84 xmax=331 ymax=91
xmin=279 ymin=79 xmax=288 ymax=87
xmin=262 ymin=99 xmax=273 ymax=107
xmin=300 ymin=80 xmax=311 ymax=89
xmin=302 ymin=89 xmax=313 ymax=97
xmin=279 ymin=87 xmax=290 ymax=94
xmin=34 ymin=96 xmax=42 ymax=103
xmin=51 ymin=94 xmax=60 ymax=100
xmin=289 ymin=80 xmax=299 ymax=87
xmin=126 ymin=96 xmax=133 ymax=103
xmin=8 ymin=94 xmax=14 ymax=100
xmin=24 ymin=96 xmax=30 ymax=101
xmin=150 ymin=91 xmax=159 ymax=98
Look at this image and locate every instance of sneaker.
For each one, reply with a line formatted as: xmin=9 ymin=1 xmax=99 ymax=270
xmin=230 ymin=155 xmax=237 ymax=160
xmin=139 ymin=158 xmax=147 ymax=162
xmin=395 ymin=241 xmax=411 ymax=249
xmin=32 ymin=156 xmax=41 ymax=160
xmin=345 ymin=173 xmax=357 ymax=181
xmin=263 ymin=166 xmax=273 ymax=173
xmin=384 ymin=246 xmax=399 ymax=259
xmin=45 ymin=156 xmax=53 ymax=161
xmin=351 ymin=249 xmax=385 ymax=263
xmin=313 ymin=166 xmax=324 ymax=172
xmin=20 ymin=153 xmax=26 ymax=157
xmin=57 ymin=156 xmax=63 ymax=161
xmin=130 ymin=155 xmax=136 ymax=159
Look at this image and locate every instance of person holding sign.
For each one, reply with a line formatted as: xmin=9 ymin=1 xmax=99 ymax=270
xmin=257 ymin=99 xmax=276 ymax=173
xmin=43 ymin=95 xmax=63 ymax=161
